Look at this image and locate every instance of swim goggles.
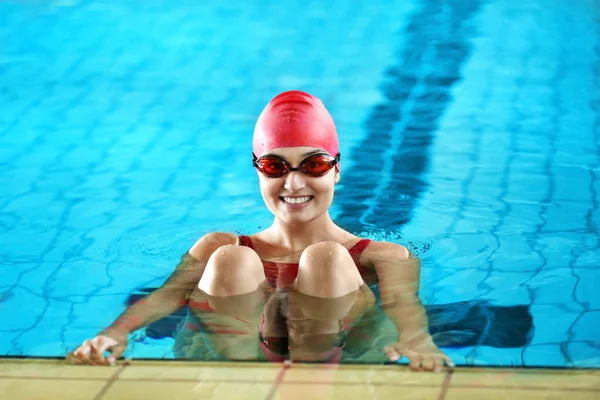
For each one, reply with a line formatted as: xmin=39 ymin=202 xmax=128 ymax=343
xmin=252 ymin=153 xmax=341 ymax=178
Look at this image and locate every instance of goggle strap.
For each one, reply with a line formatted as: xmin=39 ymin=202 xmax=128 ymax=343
xmin=252 ymin=153 xmax=340 ymax=163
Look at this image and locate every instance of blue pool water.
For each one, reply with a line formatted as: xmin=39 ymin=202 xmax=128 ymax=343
xmin=0 ymin=0 xmax=598 ymax=368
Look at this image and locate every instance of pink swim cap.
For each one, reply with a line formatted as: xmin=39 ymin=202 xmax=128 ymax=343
xmin=253 ymin=90 xmax=339 ymax=158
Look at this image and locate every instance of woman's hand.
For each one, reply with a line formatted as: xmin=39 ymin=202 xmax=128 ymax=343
xmin=66 ymin=330 xmax=128 ymax=366
xmin=383 ymin=335 xmax=454 ymax=372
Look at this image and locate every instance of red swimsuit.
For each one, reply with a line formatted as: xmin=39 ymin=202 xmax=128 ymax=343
xmin=237 ymin=235 xmax=375 ymax=288
xmin=238 ymin=235 xmax=375 ymax=363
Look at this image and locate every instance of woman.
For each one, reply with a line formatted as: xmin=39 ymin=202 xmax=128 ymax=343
xmin=68 ymin=90 xmax=454 ymax=372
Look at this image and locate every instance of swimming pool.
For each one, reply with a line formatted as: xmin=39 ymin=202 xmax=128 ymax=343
xmin=0 ymin=0 xmax=598 ymax=368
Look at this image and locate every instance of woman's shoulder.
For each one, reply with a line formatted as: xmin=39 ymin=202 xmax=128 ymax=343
xmin=360 ymin=240 xmax=412 ymax=266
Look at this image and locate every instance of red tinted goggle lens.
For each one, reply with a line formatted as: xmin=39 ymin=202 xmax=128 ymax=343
xmin=253 ymin=154 xmax=340 ymax=178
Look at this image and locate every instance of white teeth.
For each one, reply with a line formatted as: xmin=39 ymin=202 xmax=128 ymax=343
xmin=282 ymin=196 xmax=311 ymax=204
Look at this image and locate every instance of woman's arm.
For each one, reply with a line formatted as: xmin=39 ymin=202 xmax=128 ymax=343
xmin=68 ymin=232 xmax=237 ymax=365
xmin=365 ymin=242 xmax=429 ymax=340
xmin=103 ymin=232 xmax=237 ymax=336
xmin=101 ymin=253 xmax=201 ymax=337
xmin=365 ymin=241 xmax=453 ymax=371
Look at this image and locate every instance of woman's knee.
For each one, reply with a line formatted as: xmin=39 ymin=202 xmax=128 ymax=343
xmin=296 ymin=241 xmax=362 ymax=297
xmin=210 ymin=244 xmax=260 ymax=267
xmin=198 ymin=245 xmax=264 ymax=296
xmin=301 ymin=241 xmax=349 ymax=265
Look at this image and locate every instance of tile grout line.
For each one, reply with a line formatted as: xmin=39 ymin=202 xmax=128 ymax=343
xmin=264 ymin=362 xmax=291 ymax=400
xmin=437 ymin=369 xmax=454 ymax=400
xmin=92 ymin=364 xmax=127 ymax=400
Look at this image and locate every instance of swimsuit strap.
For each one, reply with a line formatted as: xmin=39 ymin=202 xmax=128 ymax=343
xmin=238 ymin=235 xmax=255 ymax=250
xmin=348 ymin=239 xmax=372 ymax=256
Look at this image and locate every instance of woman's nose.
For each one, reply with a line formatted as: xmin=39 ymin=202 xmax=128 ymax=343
xmin=284 ymin=171 xmax=306 ymax=192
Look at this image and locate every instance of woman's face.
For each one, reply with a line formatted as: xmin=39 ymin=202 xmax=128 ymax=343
xmin=256 ymin=146 xmax=340 ymax=225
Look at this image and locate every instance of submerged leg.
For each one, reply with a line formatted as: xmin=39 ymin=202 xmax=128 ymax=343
xmin=179 ymin=245 xmax=269 ymax=361
xmin=198 ymin=244 xmax=267 ymax=315
xmin=288 ymin=241 xmax=375 ymax=362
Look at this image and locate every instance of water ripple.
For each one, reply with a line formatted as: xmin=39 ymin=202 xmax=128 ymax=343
xmin=355 ymin=227 xmax=431 ymax=257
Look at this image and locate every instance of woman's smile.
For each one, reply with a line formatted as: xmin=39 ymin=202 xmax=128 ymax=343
xmin=280 ymin=195 xmax=313 ymax=209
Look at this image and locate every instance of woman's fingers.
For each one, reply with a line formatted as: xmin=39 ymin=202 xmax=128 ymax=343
xmin=408 ymin=353 xmax=423 ymax=371
xmin=106 ymin=340 xmax=127 ymax=366
xmin=66 ymin=350 xmax=86 ymax=365
xmin=432 ymin=357 xmax=445 ymax=372
xmin=71 ymin=340 xmax=94 ymax=364
xmin=420 ymin=355 xmax=435 ymax=371
xmin=382 ymin=345 xmax=401 ymax=362
xmin=89 ymin=340 xmax=109 ymax=365
xmin=418 ymin=354 xmax=455 ymax=372
xmin=383 ymin=342 xmax=455 ymax=372
xmin=443 ymin=354 xmax=455 ymax=369
xmin=68 ymin=336 xmax=121 ymax=366
xmin=92 ymin=336 xmax=121 ymax=365
xmin=107 ymin=343 xmax=126 ymax=364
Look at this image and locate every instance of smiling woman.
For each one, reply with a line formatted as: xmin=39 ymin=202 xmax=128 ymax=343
xmin=67 ymin=91 xmax=454 ymax=372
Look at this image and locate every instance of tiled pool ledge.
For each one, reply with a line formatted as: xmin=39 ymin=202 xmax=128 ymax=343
xmin=0 ymin=357 xmax=598 ymax=399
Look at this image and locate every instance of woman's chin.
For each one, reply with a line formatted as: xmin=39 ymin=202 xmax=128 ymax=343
xmin=277 ymin=214 xmax=313 ymax=226
xmin=276 ymin=210 xmax=331 ymax=226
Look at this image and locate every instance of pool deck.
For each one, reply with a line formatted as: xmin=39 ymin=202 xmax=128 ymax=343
xmin=1 ymin=358 xmax=598 ymax=399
